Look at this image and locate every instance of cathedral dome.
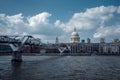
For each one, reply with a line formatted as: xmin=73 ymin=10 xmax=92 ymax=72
xmin=71 ymin=31 xmax=79 ymax=37
xmin=70 ymin=27 xmax=80 ymax=43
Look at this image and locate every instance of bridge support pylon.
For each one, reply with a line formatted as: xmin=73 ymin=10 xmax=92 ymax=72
xmin=11 ymin=51 xmax=22 ymax=62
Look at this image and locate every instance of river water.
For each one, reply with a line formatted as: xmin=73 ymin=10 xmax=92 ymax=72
xmin=0 ymin=56 xmax=120 ymax=80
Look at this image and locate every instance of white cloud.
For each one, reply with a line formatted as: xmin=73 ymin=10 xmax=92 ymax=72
xmin=28 ymin=12 xmax=51 ymax=27
xmin=56 ymin=6 xmax=119 ymax=32
xmin=7 ymin=13 xmax=24 ymax=25
xmin=54 ymin=5 xmax=120 ymax=41
xmin=27 ymin=12 xmax=63 ymax=36
xmin=0 ymin=12 xmax=63 ymax=42
xmin=117 ymin=6 xmax=120 ymax=13
xmin=92 ymin=6 xmax=120 ymax=39
xmin=93 ymin=25 xmax=120 ymax=38
xmin=0 ymin=5 xmax=120 ymax=42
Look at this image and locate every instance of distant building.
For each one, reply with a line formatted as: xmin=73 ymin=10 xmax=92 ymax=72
xmin=55 ymin=37 xmax=59 ymax=44
xmin=100 ymin=38 xmax=105 ymax=43
xmin=81 ymin=39 xmax=85 ymax=43
xmin=87 ymin=38 xmax=91 ymax=44
xmin=1 ymin=29 xmax=120 ymax=55
xmin=113 ymin=38 xmax=119 ymax=43
xmin=70 ymin=27 xmax=80 ymax=43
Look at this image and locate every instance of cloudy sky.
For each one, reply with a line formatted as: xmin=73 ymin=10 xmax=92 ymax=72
xmin=0 ymin=0 xmax=120 ymax=43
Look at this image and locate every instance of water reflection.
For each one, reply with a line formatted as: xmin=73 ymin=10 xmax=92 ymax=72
xmin=0 ymin=56 xmax=120 ymax=80
xmin=10 ymin=62 xmax=22 ymax=80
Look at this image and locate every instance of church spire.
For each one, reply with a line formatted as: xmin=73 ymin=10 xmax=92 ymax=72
xmin=55 ymin=36 xmax=59 ymax=44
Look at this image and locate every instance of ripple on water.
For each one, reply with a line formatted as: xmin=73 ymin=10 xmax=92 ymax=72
xmin=0 ymin=56 xmax=120 ymax=80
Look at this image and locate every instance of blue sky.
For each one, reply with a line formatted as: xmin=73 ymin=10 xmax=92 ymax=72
xmin=0 ymin=0 xmax=119 ymax=22
xmin=0 ymin=0 xmax=120 ymax=43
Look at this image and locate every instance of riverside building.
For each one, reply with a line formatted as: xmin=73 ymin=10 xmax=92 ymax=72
xmin=41 ymin=28 xmax=120 ymax=55
xmin=0 ymin=28 xmax=120 ymax=55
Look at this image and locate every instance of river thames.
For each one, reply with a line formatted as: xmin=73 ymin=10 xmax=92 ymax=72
xmin=0 ymin=56 xmax=120 ymax=80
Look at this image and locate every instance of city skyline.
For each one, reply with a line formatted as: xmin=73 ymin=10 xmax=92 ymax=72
xmin=0 ymin=0 xmax=120 ymax=43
